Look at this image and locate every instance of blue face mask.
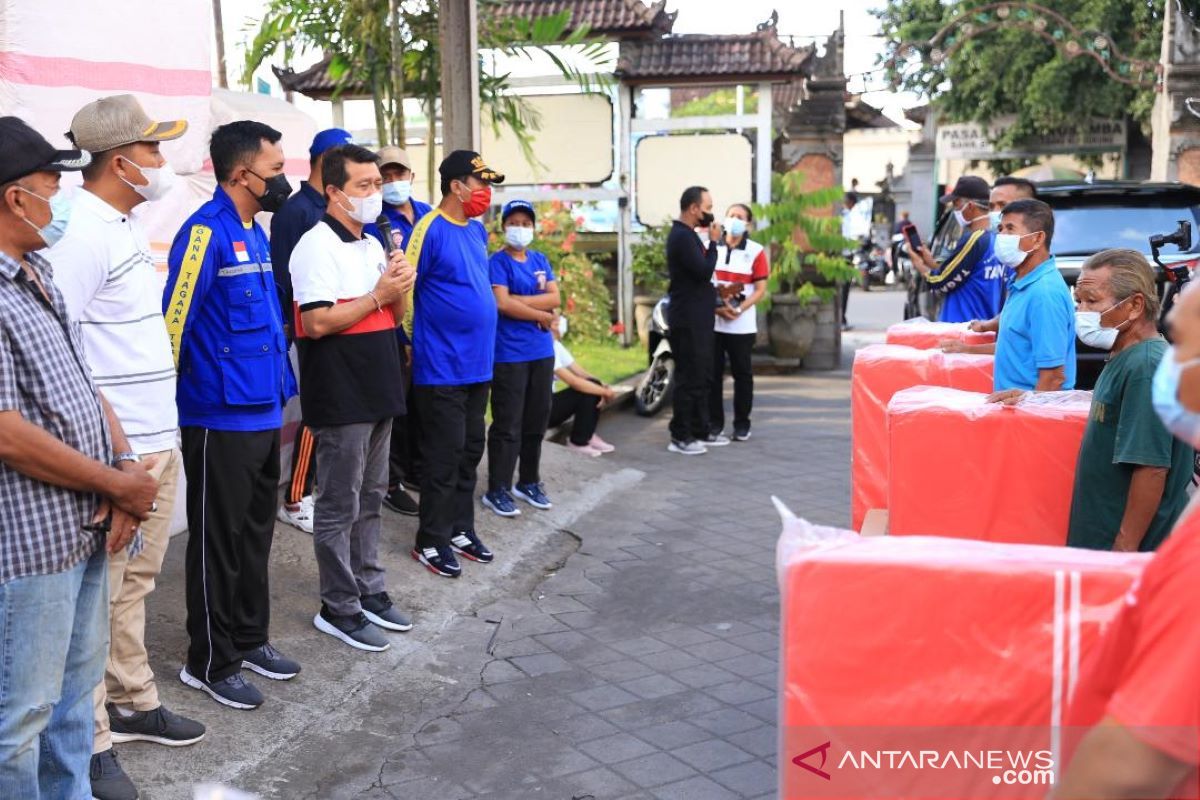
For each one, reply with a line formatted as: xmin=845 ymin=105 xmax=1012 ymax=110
xmin=20 ymin=187 xmax=71 ymax=248
xmin=724 ymin=217 xmax=748 ymax=238
xmin=1151 ymin=350 xmax=1200 ymax=447
xmin=988 ymin=211 xmax=1002 ymax=231
xmin=382 ymin=180 xmax=411 ymax=206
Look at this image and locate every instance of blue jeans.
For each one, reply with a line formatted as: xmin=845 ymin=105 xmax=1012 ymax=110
xmin=0 ymin=548 xmax=108 ymax=799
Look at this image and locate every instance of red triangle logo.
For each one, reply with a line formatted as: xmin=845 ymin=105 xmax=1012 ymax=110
xmin=793 ymin=741 xmax=833 ymax=780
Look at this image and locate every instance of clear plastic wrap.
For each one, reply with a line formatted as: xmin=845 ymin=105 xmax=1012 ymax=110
xmin=886 ymin=318 xmax=997 ymax=350
xmin=851 ymin=345 xmax=994 ymax=530
xmin=776 ymin=513 xmax=1149 ymax=799
xmin=887 ymin=386 xmax=1091 ymax=545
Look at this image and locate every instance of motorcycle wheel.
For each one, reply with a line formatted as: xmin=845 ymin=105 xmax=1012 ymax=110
xmin=635 ymin=354 xmax=674 ymax=417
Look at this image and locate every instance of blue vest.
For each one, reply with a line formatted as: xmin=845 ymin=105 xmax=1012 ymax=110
xmin=163 ymin=186 xmax=297 ymax=432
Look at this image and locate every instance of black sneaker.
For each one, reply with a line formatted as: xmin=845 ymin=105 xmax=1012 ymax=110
xmin=733 ymin=424 xmax=751 ymax=442
xmin=361 ymin=591 xmax=413 ymax=631
xmin=412 ymin=545 xmax=462 ymax=577
xmin=179 ymin=666 xmax=263 ymax=710
xmin=313 ymin=605 xmax=390 ymax=651
xmin=450 ymin=529 xmax=494 ymax=563
xmin=90 ymin=748 xmax=138 ymax=800
xmin=108 ymin=703 xmax=206 ymax=747
xmin=241 ymin=642 xmax=301 ymax=680
xmin=383 ymin=486 xmax=419 ymax=516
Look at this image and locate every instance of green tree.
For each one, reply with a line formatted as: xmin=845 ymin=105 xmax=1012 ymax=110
xmin=244 ymin=0 xmax=611 ymax=162
xmin=673 ymin=87 xmax=758 ymax=118
xmin=874 ymin=0 xmax=1162 ymax=168
xmin=752 ymin=171 xmax=858 ymax=304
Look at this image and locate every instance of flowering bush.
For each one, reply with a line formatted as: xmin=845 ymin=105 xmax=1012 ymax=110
xmin=488 ymin=202 xmax=613 ymax=342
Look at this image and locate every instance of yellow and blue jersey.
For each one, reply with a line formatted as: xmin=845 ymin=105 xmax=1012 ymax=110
xmin=162 ymin=186 xmax=297 ymax=431
xmin=404 ymin=209 xmax=498 ymax=386
xmin=928 ymin=228 xmax=1005 ymax=323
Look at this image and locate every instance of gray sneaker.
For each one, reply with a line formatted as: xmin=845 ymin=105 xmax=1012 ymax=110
xmin=89 ymin=748 xmax=137 ymax=800
xmin=313 ymin=606 xmax=390 ymax=651
xmin=360 ymin=591 xmax=413 ymax=632
xmin=667 ymin=439 xmax=707 ymax=456
xmin=108 ymin=703 xmax=205 ymax=746
xmin=703 ymin=432 xmax=731 ymax=447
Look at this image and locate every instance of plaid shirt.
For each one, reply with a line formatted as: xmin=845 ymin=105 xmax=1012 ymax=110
xmin=0 ymin=250 xmax=111 ymax=583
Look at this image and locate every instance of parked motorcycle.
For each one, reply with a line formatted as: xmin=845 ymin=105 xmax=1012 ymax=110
xmin=634 ymin=297 xmax=674 ymax=416
xmin=853 ymin=234 xmax=889 ymax=289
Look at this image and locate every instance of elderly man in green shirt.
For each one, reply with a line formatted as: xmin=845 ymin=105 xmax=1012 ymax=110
xmin=1067 ymin=248 xmax=1194 ymax=552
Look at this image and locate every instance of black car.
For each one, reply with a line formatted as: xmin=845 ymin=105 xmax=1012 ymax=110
xmin=904 ymin=181 xmax=1200 ymax=389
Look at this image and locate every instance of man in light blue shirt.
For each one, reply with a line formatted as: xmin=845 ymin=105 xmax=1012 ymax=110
xmin=988 ymin=199 xmax=1076 ymax=398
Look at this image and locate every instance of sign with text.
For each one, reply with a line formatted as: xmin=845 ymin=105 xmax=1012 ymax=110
xmin=935 ymin=117 xmax=1125 ymax=161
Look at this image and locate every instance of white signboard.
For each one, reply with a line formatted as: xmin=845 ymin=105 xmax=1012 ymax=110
xmin=635 ymin=133 xmax=753 ymax=227
xmin=936 ymin=116 xmax=1125 ymax=161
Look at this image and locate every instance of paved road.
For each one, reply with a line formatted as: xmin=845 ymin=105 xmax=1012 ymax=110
xmin=345 ymin=368 xmax=855 ymax=800
xmin=123 ymin=324 xmax=872 ymax=798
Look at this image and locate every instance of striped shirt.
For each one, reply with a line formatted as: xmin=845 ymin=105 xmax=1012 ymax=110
xmin=0 ymin=250 xmax=111 ymax=583
xmin=50 ymin=189 xmax=177 ymax=454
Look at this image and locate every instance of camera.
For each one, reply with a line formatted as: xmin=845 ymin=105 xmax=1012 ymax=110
xmin=1150 ymin=219 xmax=1192 ymax=255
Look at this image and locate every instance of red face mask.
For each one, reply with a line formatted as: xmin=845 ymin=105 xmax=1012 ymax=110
xmin=460 ymin=184 xmax=491 ymax=217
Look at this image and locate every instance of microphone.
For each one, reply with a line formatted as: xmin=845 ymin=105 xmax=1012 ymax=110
xmin=376 ymin=214 xmax=396 ymax=254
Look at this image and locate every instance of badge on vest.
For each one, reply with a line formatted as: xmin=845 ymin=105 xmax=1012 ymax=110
xmin=233 ymin=241 xmax=250 ymax=263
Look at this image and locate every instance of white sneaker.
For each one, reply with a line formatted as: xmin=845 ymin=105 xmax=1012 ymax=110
xmin=567 ymin=441 xmax=603 ymax=457
xmin=703 ymin=433 xmax=731 ymax=447
xmin=588 ymin=434 xmax=615 ymax=453
xmin=277 ymin=500 xmax=314 ymax=534
xmin=667 ymin=439 xmax=707 ymax=456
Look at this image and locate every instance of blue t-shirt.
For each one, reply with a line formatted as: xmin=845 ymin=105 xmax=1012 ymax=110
xmin=993 ymin=256 xmax=1076 ymax=391
xmin=405 ymin=210 xmax=497 ymax=386
xmin=490 ymin=249 xmax=555 ymax=364
xmin=928 ymin=228 xmax=1005 ymax=323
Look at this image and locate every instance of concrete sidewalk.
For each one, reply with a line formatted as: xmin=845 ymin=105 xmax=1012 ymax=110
xmin=122 ymin=440 xmax=643 ymax=798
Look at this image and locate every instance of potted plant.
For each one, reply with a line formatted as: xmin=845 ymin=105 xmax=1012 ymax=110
xmin=752 ymin=172 xmax=858 ymax=362
xmin=630 ymin=220 xmax=672 ymax=347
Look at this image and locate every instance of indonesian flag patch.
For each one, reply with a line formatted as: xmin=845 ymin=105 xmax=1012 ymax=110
xmin=233 ymin=241 xmax=250 ymax=263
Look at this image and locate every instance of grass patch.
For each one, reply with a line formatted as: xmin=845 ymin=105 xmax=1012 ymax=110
xmin=567 ymin=338 xmax=647 ymax=385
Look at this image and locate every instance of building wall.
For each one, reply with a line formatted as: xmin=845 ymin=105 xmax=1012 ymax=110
xmin=842 ymin=127 xmax=922 ymax=191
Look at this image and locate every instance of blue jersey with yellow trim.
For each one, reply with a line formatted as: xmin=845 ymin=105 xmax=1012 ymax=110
xmin=927 ymin=228 xmax=1005 ymax=323
xmin=404 ymin=209 xmax=497 ymax=386
xmin=163 ymin=186 xmax=297 ymax=431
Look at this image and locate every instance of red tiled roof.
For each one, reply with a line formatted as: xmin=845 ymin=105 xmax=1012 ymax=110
xmin=616 ymin=27 xmax=814 ymax=84
xmin=491 ymin=0 xmax=676 ymax=38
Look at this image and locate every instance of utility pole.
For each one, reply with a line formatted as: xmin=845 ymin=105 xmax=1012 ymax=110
xmin=212 ymin=0 xmax=229 ymax=89
xmin=438 ymin=0 xmax=481 ymax=153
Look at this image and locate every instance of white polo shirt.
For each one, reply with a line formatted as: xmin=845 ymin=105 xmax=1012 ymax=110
xmin=713 ymin=236 xmax=769 ymax=335
xmin=50 ymin=189 xmax=177 ymax=455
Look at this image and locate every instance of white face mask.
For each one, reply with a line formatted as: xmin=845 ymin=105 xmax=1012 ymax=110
xmin=994 ymin=231 xmax=1038 ymax=268
xmin=120 ymin=157 xmax=179 ymax=203
xmin=557 ymin=315 xmax=568 ymax=337
xmin=383 ymin=180 xmax=411 ymax=206
xmin=505 ymin=225 xmax=534 ymax=250
xmin=339 ymin=190 xmax=384 ymax=224
xmin=1075 ymin=296 xmax=1132 ymax=351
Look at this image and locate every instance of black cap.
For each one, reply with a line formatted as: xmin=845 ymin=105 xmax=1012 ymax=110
xmin=439 ymin=149 xmax=504 ymax=185
xmin=0 ymin=117 xmax=91 ymax=185
xmin=940 ymin=175 xmax=990 ymax=205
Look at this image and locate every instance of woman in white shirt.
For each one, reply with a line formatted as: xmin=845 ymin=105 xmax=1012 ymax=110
xmin=548 ymin=319 xmax=617 ymax=456
xmin=711 ymin=203 xmax=769 ymax=441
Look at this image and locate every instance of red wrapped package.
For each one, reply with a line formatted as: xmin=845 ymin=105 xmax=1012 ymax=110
xmin=776 ymin=514 xmax=1149 ymax=799
xmin=851 ymin=345 xmax=994 ymax=530
xmin=886 ymin=318 xmax=996 ymax=350
xmin=888 ymin=386 xmax=1091 ymax=545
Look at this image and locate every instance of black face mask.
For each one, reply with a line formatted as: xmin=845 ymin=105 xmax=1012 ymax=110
xmin=698 ymin=210 xmax=715 ymax=227
xmin=249 ymin=170 xmax=292 ymax=213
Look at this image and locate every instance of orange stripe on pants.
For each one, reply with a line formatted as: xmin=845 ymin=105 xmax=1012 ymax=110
xmin=289 ymin=426 xmax=315 ymax=504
